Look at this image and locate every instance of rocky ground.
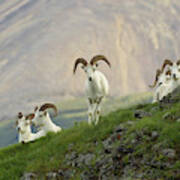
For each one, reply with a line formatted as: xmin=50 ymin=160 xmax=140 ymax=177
xmin=21 ymin=93 xmax=180 ymax=180
xmin=7 ymin=89 xmax=178 ymax=180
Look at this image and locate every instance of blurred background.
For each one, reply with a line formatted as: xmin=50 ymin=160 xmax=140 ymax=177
xmin=0 ymin=0 xmax=180 ymax=147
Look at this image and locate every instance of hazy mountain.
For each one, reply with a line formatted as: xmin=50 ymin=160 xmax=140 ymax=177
xmin=0 ymin=0 xmax=180 ymax=121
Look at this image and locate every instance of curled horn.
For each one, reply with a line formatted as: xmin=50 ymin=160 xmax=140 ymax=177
xmin=34 ymin=106 xmax=38 ymax=112
xmin=39 ymin=103 xmax=58 ymax=117
xmin=149 ymin=69 xmax=162 ymax=88
xmin=26 ymin=113 xmax=35 ymax=120
xmin=161 ymin=59 xmax=173 ymax=72
xmin=176 ymin=59 xmax=180 ymax=66
xmin=90 ymin=55 xmax=111 ymax=68
xmin=73 ymin=58 xmax=88 ymax=74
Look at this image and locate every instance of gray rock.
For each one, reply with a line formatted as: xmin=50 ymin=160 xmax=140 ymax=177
xmin=134 ymin=110 xmax=152 ymax=119
xmin=151 ymin=106 xmax=159 ymax=112
xmin=68 ymin=143 xmax=74 ymax=151
xmin=114 ymin=125 xmax=125 ymax=133
xmin=162 ymin=148 xmax=176 ymax=159
xmin=21 ymin=173 xmax=37 ymax=180
xmin=80 ymin=170 xmax=98 ymax=180
xmin=136 ymin=173 xmax=144 ymax=178
xmin=177 ymin=118 xmax=180 ymax=123
xmin=131 ymin=139 xmax=138 ymax=144
xmin=102 ymin=137 xmax=113 ymax=147
xmin=126 ymin=121 xmax=135 ymax=126
xmin=65 ymin=151 xmax=77 ymax=161
xmin=84 ymin=153 xmax=95 ymax=166
xmin=57 ymin=169 xmax=64 ymax=177
xmin=63 ymin=169 xmax=75 ymax=179
xmin=75 ymin=153 xmax=95 ymax=167
xmin=152 ymin=142 xmax=163 ymax=152
xmin=46 ymin=172 xmax=58 ymax=179
xmin=151 ymin=131 xmax=159 ymax=140
xmin=163 ymin=112 xmax=172 ymax=120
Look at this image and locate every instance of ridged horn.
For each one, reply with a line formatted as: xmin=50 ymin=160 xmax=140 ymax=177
xmin=26 ymin=113 xmax=35 ymax=120
xmin=90 ymin=55 xmax=111 ymax=68
xmin=161 ymin=59 xmax=173 ymax=72
xmin=39 ymin=103 xmax=58 ymax=116
xmin=34 ymin=106 xmax=39 ymax=112
xmin=149 ymin=69 xmax=162 ymax=88
xmin=73 ymin=58 xmax=88 ymax=74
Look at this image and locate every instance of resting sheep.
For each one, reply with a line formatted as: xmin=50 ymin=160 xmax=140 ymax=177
xmin=16 ymin=112 xmax=45 ymax=143
xmin=32 ymin=103 xmax=61 ymax=134
xmin=149 ymin=59 xmax=179 ymax=103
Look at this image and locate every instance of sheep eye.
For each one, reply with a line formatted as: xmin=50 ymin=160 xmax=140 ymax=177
xmin=96 ymin=63 xmax=98 ymax=67
xmin=178 ymin=69 xmax=180 ymax=72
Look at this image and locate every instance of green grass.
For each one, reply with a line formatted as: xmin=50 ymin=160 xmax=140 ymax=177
xmin=0 ymin=92 xmax=152 ymax=148
xmin=0 ymin=93 xmax=180 ymax=179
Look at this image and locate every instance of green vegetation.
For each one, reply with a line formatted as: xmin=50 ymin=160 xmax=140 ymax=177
xmin=0 ymin=92 xmax=179 ymax=179
xmin=0 ymin=92 xmax=152 ymax=148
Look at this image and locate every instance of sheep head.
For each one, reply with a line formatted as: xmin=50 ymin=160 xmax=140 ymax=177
xmin=169 ymin=59 xmax=180 ymax=81
xmin=73 ymin=55 xmax=110 ymax=82
xmin=16 ymin=112 xmax=30 ymax=133
xmin=161 ymin=59 xmax=173 ymax=72
xmin=165 ymin=70 xmax=172 ymax=82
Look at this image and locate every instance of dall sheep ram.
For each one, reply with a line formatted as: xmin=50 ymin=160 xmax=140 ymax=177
xmin=73 ymin=55 xmax=111 ymax=125
xmin=150 ymin=59 xmax=179 ymax=103
xmin=16 ymin=112 xmax=45 ymax=143
xmin=32 ymin=103 xmax=61 ymax=134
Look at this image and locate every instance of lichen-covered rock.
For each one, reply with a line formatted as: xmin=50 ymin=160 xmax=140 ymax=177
xmin=134 ymin=110 xmax=152 ymax=119
xmin=162 ymin=148 xmax=176 ymax=159
xmin=21 ymin=173 xmax=37 ymax=180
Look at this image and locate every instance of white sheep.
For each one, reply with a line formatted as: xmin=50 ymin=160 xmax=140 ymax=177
xmin=32 ymin=103 xmax=61 ymax=134
xmin=149 ymin=59 xmax=177 ymax=102
xmin=73 ymin=55 xmax=111 ymax=125
xmin=16 ymin=112 xmax=45 ymax=143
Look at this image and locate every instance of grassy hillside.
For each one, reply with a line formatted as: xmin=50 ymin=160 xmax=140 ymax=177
xmin=0 ymin=92 xmax=152 ymax=148
xmin=0 ymin=92 xmax=180 ymax=179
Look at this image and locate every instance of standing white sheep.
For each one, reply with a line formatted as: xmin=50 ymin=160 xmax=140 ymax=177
xmin=73 ymin=55 xmax=111 ymax=125
xmin=32 ymin=103 xmax=61 ymax=134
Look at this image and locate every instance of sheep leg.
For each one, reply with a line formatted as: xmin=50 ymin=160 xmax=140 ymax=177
xmin=95 ymin=104 xmax=101 ymax=125
xmin=153 ymin=89 xmax=159 ymax=103
xmin=88 ymin=98 xmax=93 ymax=125
xmin=94 ymin=96 xmax=103 ymax=125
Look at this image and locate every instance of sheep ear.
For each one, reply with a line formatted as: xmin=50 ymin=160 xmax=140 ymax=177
xmin=34 ymin=106 xmax=38 ymax=112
